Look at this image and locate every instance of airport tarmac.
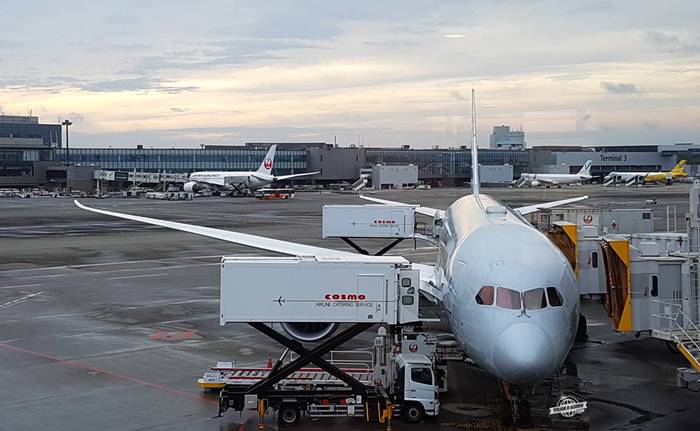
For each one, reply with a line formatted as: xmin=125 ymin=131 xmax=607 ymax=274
xmin=0 ymin=185 xmax=698 ymax=430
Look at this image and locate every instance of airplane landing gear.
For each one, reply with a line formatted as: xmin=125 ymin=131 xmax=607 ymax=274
xmin=499 ymin=383 xmax=532 ymax=427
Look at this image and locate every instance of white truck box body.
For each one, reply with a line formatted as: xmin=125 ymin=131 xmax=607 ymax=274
xmin=322 ymin=205 xmax=415 ymax=238
xmin=220 ymin=256 xmax=417 ymax=325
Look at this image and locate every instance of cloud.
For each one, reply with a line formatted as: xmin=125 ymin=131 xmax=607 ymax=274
xmin=600 ymin=81 xmax=642 ymax=95
xmin=643 ymin=30 xmax=700 ymax=53
xmin=79 ymin=77 xmax=198 ymax=94
xmin=67 ymin=112 xmax=87 ymax=122
xmin=133 ymin=39 xmax=324 ymax=74
xmin=449 ymin=90 xmax=467 ymax=101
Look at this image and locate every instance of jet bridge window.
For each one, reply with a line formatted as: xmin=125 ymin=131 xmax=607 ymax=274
xmin=546 ymin=287 xmax=564 ymax=307
xmin=523 ymin=288 xmax=547 ymax=310
xmin=475 ymin=286 xmax=494 ymax=305
xmin=497 ymin=287 xmax=522 ymax=310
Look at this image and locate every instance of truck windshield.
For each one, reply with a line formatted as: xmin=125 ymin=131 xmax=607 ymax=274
xmin=411 ymin=367 xmax=433 ymax=385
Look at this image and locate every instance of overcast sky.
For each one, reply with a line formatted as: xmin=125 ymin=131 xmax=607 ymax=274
xmin=1 ymin=0 xmax=698 ymax=148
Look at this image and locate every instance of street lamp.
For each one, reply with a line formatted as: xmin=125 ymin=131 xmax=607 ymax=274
xmin=62 ymin=119 xmax=72 ymax=166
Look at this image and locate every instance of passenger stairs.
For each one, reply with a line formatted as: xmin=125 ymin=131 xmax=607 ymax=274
xmin=350 ymin=174 xmax=370 ymax=192
xmin=651 ymin=300 xmax=700 ymax=373
xmin=603 ymin=177 xmax=616 ymax=187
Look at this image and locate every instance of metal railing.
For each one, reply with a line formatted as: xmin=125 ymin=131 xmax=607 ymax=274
xmin=651 ymin=300 xmax=700 ymax=355
xmin=288 ymin=350 xmax=374 ymax=371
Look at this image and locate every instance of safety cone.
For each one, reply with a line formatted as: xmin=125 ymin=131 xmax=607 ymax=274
xmin=266 ymin=353 xmax=273 ymax=369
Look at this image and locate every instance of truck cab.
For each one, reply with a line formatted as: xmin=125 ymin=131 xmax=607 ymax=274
xmin=393 ymin=353 xmax=440 ymax=422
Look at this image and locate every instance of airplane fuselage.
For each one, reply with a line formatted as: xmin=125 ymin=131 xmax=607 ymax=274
xmin=520 ymin=173 xmax=591 ymax=186
xmin=188 ymin=171 xmax=272 ymax=190
xmin=437 ymin=194 xmax=579 ymax=384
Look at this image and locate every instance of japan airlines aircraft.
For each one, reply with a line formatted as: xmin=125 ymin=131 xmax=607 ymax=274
xmin=183 ymin=145 xmax=319 ymax=194
xmin=75 ymin=91 xmax=585 ymax=386
xmin=514 ymin=161 xmax=592 ymax=188
xmin=603 ymin=160 xmax=687 ymax=186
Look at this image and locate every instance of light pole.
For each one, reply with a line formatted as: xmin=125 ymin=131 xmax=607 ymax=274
xmin=62 ymin=119 xmax=72 ymax=166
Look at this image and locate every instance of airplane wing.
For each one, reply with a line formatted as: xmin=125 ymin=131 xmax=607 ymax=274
xmin=274 ymin=172 xmax=321 ymax=181
xmin=514 ymin=195 xmax=588 ymax=216
xmin=74 ymin=200 xmax=354 ymax=258
xmin=411 ymin=263 xmax=442 ymax=303
xmin=359 ymin=195 xmax=445 ymax=218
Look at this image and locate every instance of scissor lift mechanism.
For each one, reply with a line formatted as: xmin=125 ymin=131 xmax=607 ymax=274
xmin=217 ymin=322 xmax=393 ymax=422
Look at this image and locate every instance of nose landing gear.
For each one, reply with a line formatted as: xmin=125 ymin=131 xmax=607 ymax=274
xmin=498 ymin=382 xmax=532 ymax=427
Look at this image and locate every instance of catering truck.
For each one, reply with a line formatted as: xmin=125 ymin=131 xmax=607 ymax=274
xmin=211 ymin=255 xmax=445 ymax=425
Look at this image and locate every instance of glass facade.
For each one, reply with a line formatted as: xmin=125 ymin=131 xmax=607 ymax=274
xmin=366 ymin=149 xmax=528 ymax=177
xmin=0 ymin=122 xmax=62 ymax=147
xmin=55 ymin=148 xmax=308 ymax=174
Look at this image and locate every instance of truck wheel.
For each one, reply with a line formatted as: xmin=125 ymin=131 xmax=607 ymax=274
xmin=278 ymin=404 xmax=300 ymax=425
xmin=402 ymin=402 xmax=424 ymax=423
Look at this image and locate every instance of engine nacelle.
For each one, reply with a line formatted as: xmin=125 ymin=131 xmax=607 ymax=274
xmin=183 ymin=181 xmax=201 ymax=193
xmin=280 ymin=322 xmax=338 ymax=342
xmin=530 ymin=180 xmax=540 ymax=187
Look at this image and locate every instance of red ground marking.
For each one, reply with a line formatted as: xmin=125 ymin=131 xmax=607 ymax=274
xmin=0 ymin=341 xmax=217 ymax=405
xmin=149 ymin=328 xmax=198 ymax=341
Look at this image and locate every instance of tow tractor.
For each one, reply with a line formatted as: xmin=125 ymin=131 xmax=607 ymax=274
xmin=206 ymin=252 xmax=453 ymax=426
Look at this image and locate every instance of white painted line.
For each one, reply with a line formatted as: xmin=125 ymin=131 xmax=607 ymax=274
xmin=0 ymin=283 xmax=43 ymax=290
xmin=0 ymin=292 xmax=43 ymax=308
xmin=107 ymin=273 xmax=168 ymax=281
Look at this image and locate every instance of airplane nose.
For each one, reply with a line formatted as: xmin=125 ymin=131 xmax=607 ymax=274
xmin=492 ymin=323 xmax=557 ymax=384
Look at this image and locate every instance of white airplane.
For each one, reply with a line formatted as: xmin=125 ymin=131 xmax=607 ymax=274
xmin=514 ymin=161 xmax=593 ymax=188
xmin=183 ymin=145 xmax=320 ymax=194
xmin=75 ymin=91 xmax=585 ymax=391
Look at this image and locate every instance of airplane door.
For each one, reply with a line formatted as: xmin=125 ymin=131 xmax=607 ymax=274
xmin=357 ymin=274 xmax=385 ymax=322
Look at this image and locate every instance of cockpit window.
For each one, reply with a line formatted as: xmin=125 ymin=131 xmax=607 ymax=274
xmin=546 ymin=287 xmax=564 ymax=307
xmin=475 ymin=286 xmax=494 ymax=305
xmin=523 ymin=288 xmax=547 ymax=310
xmin=497 ymin=287 xmax=522 ymax=310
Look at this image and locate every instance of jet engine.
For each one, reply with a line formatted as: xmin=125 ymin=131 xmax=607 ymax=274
xmin=280 ymin=322 xmax=338 ymax=342
xmin=183 ymin=181 xmax=201 ymax=193
xmin=530 ymin=180 xmax=540 ymax=187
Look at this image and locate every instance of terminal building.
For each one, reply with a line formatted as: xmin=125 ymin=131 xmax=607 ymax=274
xmin=490 ymin=125 xmax=526 ymax=150
xmin=0 ymin=115 xmax=62 ymax=186
xmin=0 ymin=114 xmax=698 ymax=190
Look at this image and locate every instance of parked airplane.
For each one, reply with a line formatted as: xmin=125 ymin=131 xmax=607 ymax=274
xmin=513 ymin=161 xmax=592 ymax=188
xmin=183 ymin=145 xmax=319 ymax=194
xmin=75 ymin=91 xmax=585 ymax=391
xmin=603 ymin=160 xmax=687 ymax=186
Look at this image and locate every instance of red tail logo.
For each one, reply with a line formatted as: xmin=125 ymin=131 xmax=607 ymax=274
xmin=264 ymin=158 xmax=272 ymax=170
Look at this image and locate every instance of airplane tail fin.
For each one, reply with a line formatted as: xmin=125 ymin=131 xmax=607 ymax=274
xmin=470 ymin=89 xmax=480 ymax=196
xmin=256 ymin=145 xmax=277 ymax=175
xmin=672 ymin=160 xmax=687 ymax=173
xmin=578 ymin=160 xmax=593 ymax=176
